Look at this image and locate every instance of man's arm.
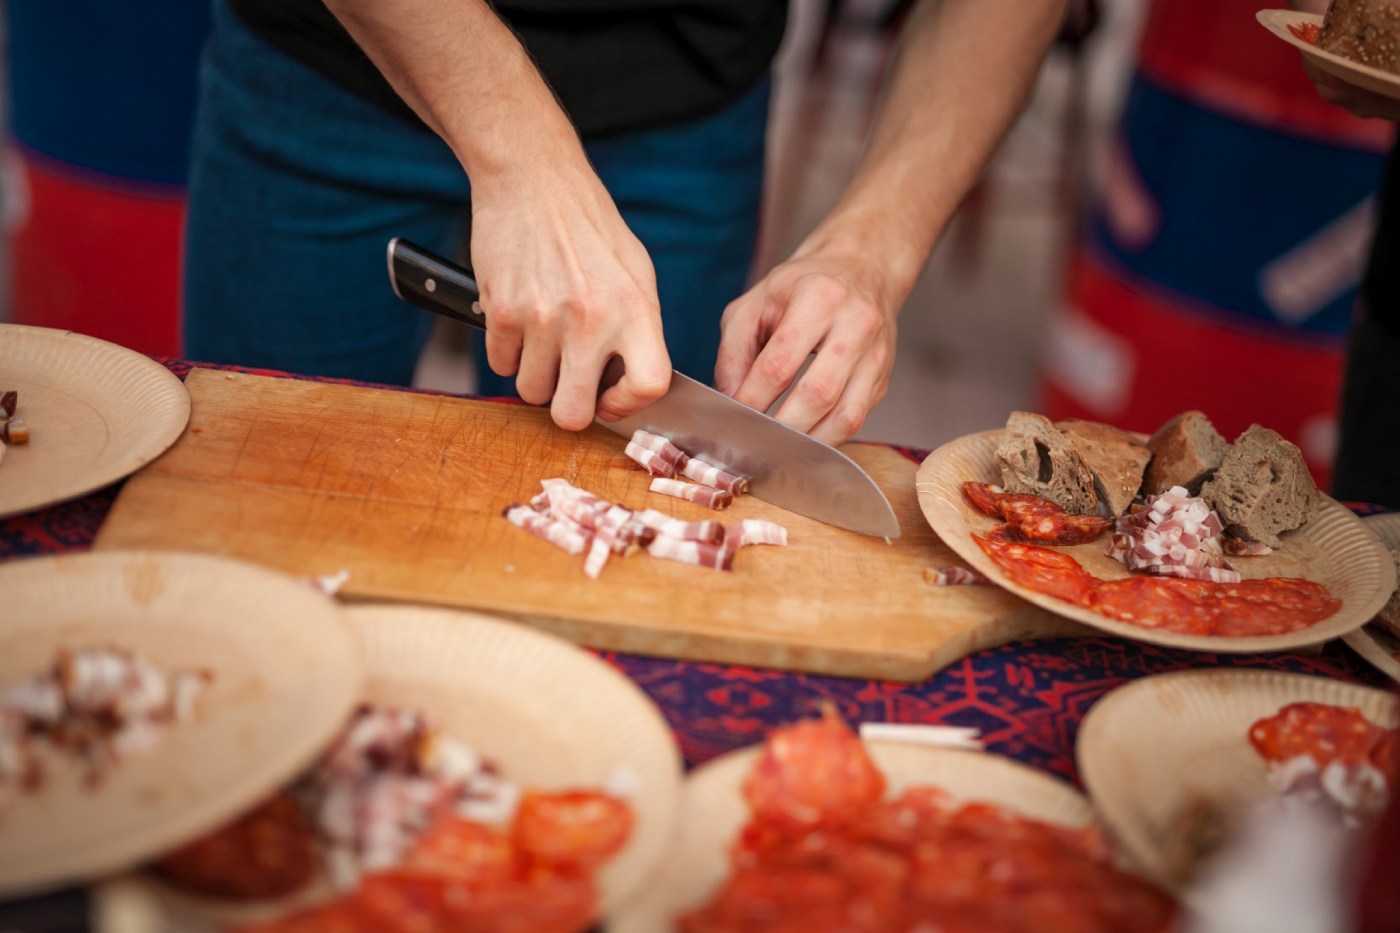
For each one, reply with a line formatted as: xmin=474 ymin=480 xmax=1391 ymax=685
xmin=717 ymin=0 xmax=1070 ymax=444
xmin=323 ymin=0 xmax=671 ymax=430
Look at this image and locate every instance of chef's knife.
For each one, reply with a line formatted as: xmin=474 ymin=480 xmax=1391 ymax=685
xmin=387 ymin=238 xmax=901 ymax=538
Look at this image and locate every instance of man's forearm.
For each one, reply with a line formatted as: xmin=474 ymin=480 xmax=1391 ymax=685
xmin=322 ymin=0 xmax=584 ymax=180
xmin=803 ymin=0 xmax=1070 ymax=307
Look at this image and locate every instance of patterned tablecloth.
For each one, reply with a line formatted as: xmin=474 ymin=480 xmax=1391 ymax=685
xmin=1 ymin=359 xmax=1390 ymax=926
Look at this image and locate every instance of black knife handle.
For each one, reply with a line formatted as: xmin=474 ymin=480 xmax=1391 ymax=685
xmin=386 ymin=238 xmax=487 ymax=332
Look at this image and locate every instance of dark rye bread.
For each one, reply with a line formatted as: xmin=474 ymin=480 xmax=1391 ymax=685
xmin=1144 ymin=410 xmax=1230 ymax=496
xmin=1320 ymin=0 xmax=1400 ymax=75
xmin=1055 ymin=419 xmax=1151 ymax=517
xmin=1200 ymin=425 xmax=1320 ymax=548
xmin=994 ymin=412 xmax=1098 ymax=516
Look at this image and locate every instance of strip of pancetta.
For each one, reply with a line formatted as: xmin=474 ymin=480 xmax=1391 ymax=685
xmin=649 ymin=477 xmax=733 ymax=511
xmin=539 ymin=478 xmax=609 ymax=531
xmin=632 ymin=508 xmax=725 ymax=544
xmin=629 ymin=429 xmax=689 ymax=472
xmin=647 ymin=534 xmax=734 ymax=571
xmin=584 ymin=505 xmax=633 ymax=579
xmin=726 ymin=519 xmax=788 ymax=548
xmin=922 ymin=566 xmax=988 ymax=586
xmin=503 ymin=505 xmax=588 ymax=556
xmin=679 ymin=456 xmax=749 ymax=496
xmin=624 ymin=440 xmax=677 ymax=478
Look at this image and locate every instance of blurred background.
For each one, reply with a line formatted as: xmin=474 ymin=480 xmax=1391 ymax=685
xmin=1 ymin=0 xmax=1391 ymax=490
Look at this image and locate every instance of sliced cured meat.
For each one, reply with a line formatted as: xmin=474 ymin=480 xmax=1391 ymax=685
xmin=0 ymin=391 xmax=16 ymax=419
xmin=153 ymin=792 xmax=318 ymax=899
xmin=973 ymin=535 xmax=1098 ymax=604
xmin=680 ymin=457 xmax=750 ymax=496
xmin=922 ymin=566 xmax=988 ymax=586
xmin=631 ymin=509 xmax=725 ymax=545
xmin=624 ymin=440 xmax=677 ymax=478
xmin=583 ymin=506 xmax=632 ymax=580
xmin=628 ymin=429 xmax=689 ymax=472
xmin=512 ymin=791 xmax=634 ymax=870
xmin=502 ymin=505 xmax=588 ymax=556
xmin=649 ymin=477 xmax=733 ymax=511
xmin=1084 ymin=576 xmax=1340 ymax=637
xmin=1105 ymin=486 xmax=1239 ymax=583
xmin=647 ymin=534 xmax=734 ymax=570
xmin=961 ymin=481 xmax=1110 ymax=545
xmin=726 ymin=519 xmax=788 ymax=548
xmin=1249 ymin=702 xmax=1396 ymax=824
xmin=741 ymin=707 xmax=885 ymax=831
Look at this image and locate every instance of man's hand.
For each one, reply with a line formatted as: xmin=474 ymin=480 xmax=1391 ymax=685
xmin=715 ymin=250 xmax=896 ymax=445
xmin=1302 ymin=58 xmax=1400 ymax=121
xmin=470 ymin=160 xmax=671 ymax=431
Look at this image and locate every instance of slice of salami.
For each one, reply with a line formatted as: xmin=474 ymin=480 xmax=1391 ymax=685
xmin=961 ymin=482 xmax=1109 ymax=545
xmin=973 ymin=535 xmax=1098 ymax=604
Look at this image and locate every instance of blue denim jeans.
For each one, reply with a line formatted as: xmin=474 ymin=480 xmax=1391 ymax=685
xmin=184 ymin=0 xmax=770 ymax=391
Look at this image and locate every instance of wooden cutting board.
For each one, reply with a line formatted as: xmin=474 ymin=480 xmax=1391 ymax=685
xmin=94 ymin=369 xmax=1085 ymax=681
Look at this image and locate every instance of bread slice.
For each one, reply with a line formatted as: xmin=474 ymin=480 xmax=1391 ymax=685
xmin=1200 ymin=425 xmax=1320 ymax=548
xmin=1320 ymin=0 xmax=1400 ymax=75
xmin=994 ymin=411 xmax=1098 ymax=516
xmin=1055 ymin=418 xmax=1151 ymax=517
xmin=1144 ymin=410 xmax=1230 ymax=496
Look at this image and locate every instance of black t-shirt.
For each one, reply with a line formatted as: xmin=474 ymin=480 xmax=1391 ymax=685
xmin=226 ymin=0 xmax=788 ymax=139
xmin=1365 ymin=142 xmax=1400 ymax=336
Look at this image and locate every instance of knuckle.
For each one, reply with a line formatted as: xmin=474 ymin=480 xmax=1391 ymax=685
xmin=831 ymin=405 xmax=865 ymax=437
xmin=756 ymin=353 xmax=795 ymax=387
xmin=799 ymin=272 xmax=850 ymax=307
xmin=798 ymin=374 xmax=840 ymax=409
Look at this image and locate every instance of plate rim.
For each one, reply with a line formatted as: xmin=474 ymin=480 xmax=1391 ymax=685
xmin=0 ymin=324 xmax=191 ymax=519
xmin=915 ymin=426 xmax=1397 ymax=652
xmin=1342 ymin=513 xmax=1400 ymax=683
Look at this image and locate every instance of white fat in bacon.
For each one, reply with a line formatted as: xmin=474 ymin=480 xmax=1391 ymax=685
xmin=679 ymin=456 xmax=750 ymax=496
xmin=584 ymin=505 xmax=633 ymax=579
xmin=503 ymin=505 xmax=588 ymax=556
xmin=923 ymin=566 xmax=988 ymax=586
xmin=629 ymin=430 xmax=690 ymax=472
xmin=727 ymin=519 xmax=788 ymax=548
xmin=1106 ymin=485 xmax=1240 ymax=583
xmin=647 ymin=534 xmax=734 ymax=570
xmin=649 ymin=477 xmax=733 ymax=510
xmin=624 ymin=440 xmax=677 ymax=477
xmin=632 ymin=508 xmax=725 ymax=544
xmin=538 ymin=478 xmax=609 ymax=531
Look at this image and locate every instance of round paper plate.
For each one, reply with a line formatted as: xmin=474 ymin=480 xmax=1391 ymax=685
xmin=1257 ymin=10 xmax=1400 ymax=101
xmin=118 ymin=604 xmax=683 ymax=930
xmin=0 ymin=550 xmax=362 ymax=897
xmin=915 ymin=429 xmax=1397 ymax=652
xmin=608 ymin=741 xmax=1099 ymax=933
xmin=1076 ymin=668 xmax=1398 ymax=891
xmin=1342 ymin=512 xmax=1400 ymax=683
xmin=0 ymin=325 xmax=190 ymax=519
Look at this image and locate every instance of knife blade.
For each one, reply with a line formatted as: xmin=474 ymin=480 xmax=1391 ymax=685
xmin=386 ymin=238 xmax=901 ymax=538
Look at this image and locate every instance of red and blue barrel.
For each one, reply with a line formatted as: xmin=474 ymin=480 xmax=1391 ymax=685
xmin=1039 ymin=0 xmax=1393 ymax=490
xmin=4 ymin=2 xmax=212 ymax=356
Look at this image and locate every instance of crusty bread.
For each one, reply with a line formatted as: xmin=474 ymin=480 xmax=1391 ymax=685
xmin=1055 ymin=418 xmax=1151 ymax=517
xmin=1144 ymin=410 xmax=1230 ymax=496
xmin=1377 ymin=550 xmax=1400 ymax=639
xmin=1320 ymin=0 xmax=1400 ymax=75
xmin=994 ymin=411 xmax=1098 ymax=516
xmin=1200 ymin=425 xmax=1320 ymax=548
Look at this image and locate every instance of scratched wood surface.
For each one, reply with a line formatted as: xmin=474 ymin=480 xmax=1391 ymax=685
xmin=94 ymin=369 xmax=1084 ymax=681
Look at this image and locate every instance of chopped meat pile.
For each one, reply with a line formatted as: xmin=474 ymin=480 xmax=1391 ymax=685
xmin=1105 ymin=485 xmax=1250 ymax=584
xmin=502 ymin=430 xmax=786 ymax=579
xmin=0 ymin=646 xmax=211 ymax=810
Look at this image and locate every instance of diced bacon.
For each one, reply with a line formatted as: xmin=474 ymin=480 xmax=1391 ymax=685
xmin=624 ymin=440 xmax=676 ymax=478
xmin=727 ymin=519 xmax=788 ymax=548
xmin=923 ymin=566 xmax=989 ymax=586
xmin=646 ymin=534 xmax=734 ymax=571
xmin=679 ymin=456 xmax=750 ymax=496
xmin=632 ymin=509 xmax=725 ymax=544
xmin=649 ymin=477 xmax=733 ymax=511
xmin=584 ymin=506 xmax=632 ymax=579
xmin=539 ymin=478 xmax=609 ymax=532
xmin=1106 ymin=485 xmax=1238 ymax=581
xmin=0 ymin=418 xmax=27 ymax=445
xmin=503 ymin=505 xmax=588 ymax=556
xmin=628 ymin=430 xmax=689 ymax=472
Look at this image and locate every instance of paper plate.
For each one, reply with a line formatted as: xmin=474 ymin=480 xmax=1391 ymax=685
xmin=915 ymin=428 xmax=1397 ymax=652
xmin=0 ymin=325 xmax=190 ymax=519
xmin=1342 ymin=512 xmax=1400 ymax=683
xmin=1257 ymin=10 xmax=1400 ymax=101
xmin=114 ymin=603 xmax=683 ymax=930
xmin=1077 ymin=668 xmax=1398 ymax=891
xmin=609 ymin=741 xmax=1099 ymax=933
xmin=0 ymin=550 xmax=362 ymax=897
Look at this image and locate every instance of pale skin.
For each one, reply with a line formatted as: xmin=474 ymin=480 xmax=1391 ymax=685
xmin=325 ymin=0 xmax=1067 ymax=443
